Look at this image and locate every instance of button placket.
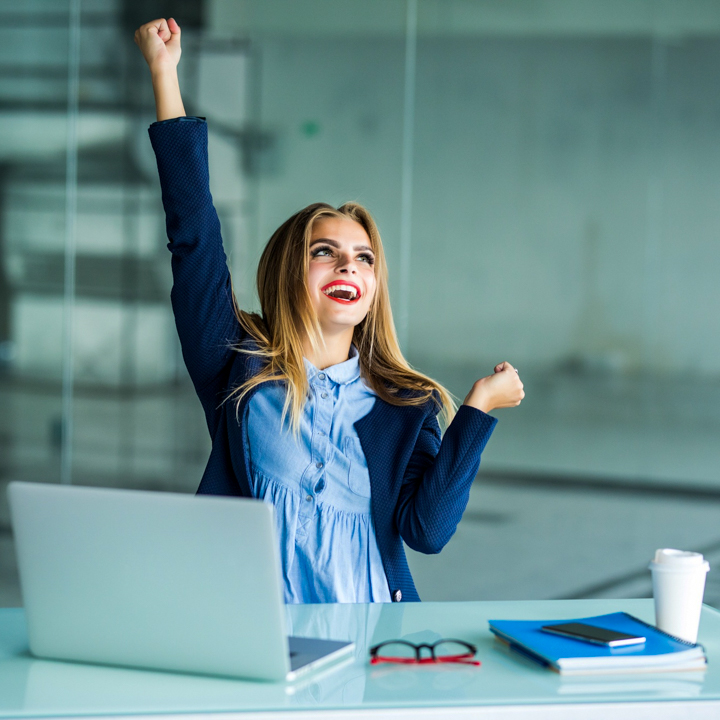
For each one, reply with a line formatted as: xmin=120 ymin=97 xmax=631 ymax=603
xmin=306 ymin=376 xmax=333 ymax=505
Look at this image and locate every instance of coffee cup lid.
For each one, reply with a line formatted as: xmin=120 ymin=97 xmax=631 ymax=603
xmin=653 ymin=548 xmax=706 ymax=566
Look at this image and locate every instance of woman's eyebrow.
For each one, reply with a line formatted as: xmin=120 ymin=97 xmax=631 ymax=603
xmin=309 ymin=238 xmax=339 ymax=248
xmin=310 ymin=238 xmax=374 ymax=253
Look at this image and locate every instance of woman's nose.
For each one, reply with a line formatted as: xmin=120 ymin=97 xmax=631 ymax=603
xmin=338 ymin=256 xmax=357 ymax=273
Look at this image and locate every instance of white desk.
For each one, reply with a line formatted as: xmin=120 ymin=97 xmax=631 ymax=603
xmin=1 ymin=599 xmax=719 ymax=719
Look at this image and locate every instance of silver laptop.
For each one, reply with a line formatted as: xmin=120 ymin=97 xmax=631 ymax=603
xmin=8 ymin=481 xmax=354 ymax=682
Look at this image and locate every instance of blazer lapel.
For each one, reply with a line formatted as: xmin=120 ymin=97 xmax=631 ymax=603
xmin=355 ymin=399 xmax=425 ymax=502
xmin=225 ymin=344 xmax=268 ymax=497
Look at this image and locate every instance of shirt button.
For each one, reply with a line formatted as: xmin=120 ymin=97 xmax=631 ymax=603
xmin=318 ymin=373 xmax=326 ymax=380
xmin=306 ymin=495 xmax=313 ymax=502
xmin=321 ymin=391 xmax=328 ymax=399
xmin=316 ymin=461 xmax=323 ymax=469
xmin=318 ymin=430 xmax=325 ymax=436
xmin=392 ymin=590 xmax=402 ymax=602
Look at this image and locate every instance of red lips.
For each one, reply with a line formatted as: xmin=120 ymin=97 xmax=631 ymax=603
xmin=320 ymin=280 xmax=362 ymax=304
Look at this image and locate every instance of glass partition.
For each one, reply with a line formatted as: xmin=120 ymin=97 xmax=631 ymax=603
xmin=406 ymin=0 xmax=720 ymax=605
xmin=1 ymin=0 xmax=719 ymax=609
xmin=0 ymin=0 xmax=78 ymax=605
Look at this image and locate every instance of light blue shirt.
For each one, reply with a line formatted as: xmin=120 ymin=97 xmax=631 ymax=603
xmin=245 ymin=347 xmax=391 ymax=604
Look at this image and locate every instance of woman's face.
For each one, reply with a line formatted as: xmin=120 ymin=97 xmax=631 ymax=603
xmin=307 ymin=216 xmax=377 ymax=334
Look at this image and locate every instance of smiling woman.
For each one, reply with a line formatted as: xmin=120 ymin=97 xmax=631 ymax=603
xmin=229 ymin=202 xmax=458 ymax=436
xmin=135 ymin=18 xmax=524 ymax=604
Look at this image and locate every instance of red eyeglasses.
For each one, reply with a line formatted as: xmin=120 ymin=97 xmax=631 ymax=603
xmin=370 ymin=639 xmax=480 ymax=666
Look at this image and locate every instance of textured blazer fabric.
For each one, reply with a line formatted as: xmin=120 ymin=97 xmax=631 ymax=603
xmin=149 ymin=117 xmax=498 ymax=602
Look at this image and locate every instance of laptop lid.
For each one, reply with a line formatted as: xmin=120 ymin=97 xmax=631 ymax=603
xmin=8 ymin=482 xmax=292 ymax=681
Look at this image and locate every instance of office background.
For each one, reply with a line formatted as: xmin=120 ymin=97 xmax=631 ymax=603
xmin=1 ymin=0 xmax=719 ymax=607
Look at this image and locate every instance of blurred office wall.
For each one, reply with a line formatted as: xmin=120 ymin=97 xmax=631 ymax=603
xmin=211 ymin=0 xmax=720 ymax=485
xmin=214 ymin=0 xmax=720 ymax=375
xmin=1 ymin=0 xmax=720 ymax=606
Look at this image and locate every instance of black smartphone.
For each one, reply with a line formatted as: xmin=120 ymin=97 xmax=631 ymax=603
xmin=540 ymin=622 xmax=646 ymax=647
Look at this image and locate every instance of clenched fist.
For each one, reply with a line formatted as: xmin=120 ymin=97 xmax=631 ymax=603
xmin=134 ymin=17 xmax=182 ymax=73
xmin=463 ymin=361 xmax=525 ymax=414
xmin=134 ymin=18 xmax=186 ymax=122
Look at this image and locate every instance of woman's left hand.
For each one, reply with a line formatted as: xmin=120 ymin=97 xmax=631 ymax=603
xmin=463 ymin=361 xmax=525 ymax=413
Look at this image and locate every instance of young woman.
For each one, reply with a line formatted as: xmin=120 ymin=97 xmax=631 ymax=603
xmin=135 ymin=18 xmax=524 ymax=604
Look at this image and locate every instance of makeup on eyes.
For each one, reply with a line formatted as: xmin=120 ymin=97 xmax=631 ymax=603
xmin=310 ymin=242 xmax=374 ymax=264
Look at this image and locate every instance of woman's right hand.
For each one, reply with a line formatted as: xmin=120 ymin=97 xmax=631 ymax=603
xmin=134 ymin=18 xmax=186 ymax=121
xmin=134 ymin=18 xmax=182 ymax=73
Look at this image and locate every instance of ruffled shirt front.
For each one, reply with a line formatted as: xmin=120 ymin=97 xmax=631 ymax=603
xmin=245 ymin=347 xmax=391 ymax=603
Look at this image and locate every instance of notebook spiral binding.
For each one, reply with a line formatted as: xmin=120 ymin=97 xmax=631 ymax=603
xmin=622 ymin=612 xmax=705 ymax=651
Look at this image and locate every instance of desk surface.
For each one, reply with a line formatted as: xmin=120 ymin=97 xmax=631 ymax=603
xmin=1 ymin=599 xmax=719 ymax=718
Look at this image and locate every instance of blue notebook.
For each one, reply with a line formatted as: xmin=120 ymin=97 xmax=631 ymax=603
xmin=488 ymin=612 xmax=707 ymax=675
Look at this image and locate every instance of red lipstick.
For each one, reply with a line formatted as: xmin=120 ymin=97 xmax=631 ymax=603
xmin=320 ymin=280 xmax=362 ymax=304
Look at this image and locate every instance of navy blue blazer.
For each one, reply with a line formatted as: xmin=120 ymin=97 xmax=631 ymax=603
xmin=149 ymin=118 xmax=497 ymax=602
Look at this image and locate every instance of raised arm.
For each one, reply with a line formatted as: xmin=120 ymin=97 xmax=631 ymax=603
xmin=395 ymin=363 xmax=524 ymax=554
xmin=136 ymin=19 xmax=242 ymax=424
xmin=134 ymin=18 xmax=186 ymax=121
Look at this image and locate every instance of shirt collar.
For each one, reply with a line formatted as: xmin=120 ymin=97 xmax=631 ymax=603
xmin=304 ymin=345 xmax=361 ymax=386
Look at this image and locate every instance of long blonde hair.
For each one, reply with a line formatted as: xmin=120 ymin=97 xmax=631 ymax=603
xmin=228 ymin=202 xmax=455 ymax=430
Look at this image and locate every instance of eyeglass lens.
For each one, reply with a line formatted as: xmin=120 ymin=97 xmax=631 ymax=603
xmin=373 ymin=640 xmax=475 ymax=661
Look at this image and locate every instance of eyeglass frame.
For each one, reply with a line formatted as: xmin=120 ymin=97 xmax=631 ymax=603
xmin=369 ymin=638 xmax=480 ymax=665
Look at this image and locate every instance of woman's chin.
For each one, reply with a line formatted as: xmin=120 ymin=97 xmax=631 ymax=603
xmin=318 ymin=310 xmax=368 ymax=335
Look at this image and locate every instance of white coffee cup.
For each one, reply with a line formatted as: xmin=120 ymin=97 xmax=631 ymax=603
xmin=649 ymin=548 xmax=710 ymax=644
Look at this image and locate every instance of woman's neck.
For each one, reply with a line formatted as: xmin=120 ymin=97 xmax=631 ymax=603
xmin=303 ymin=328 xmax=354 ymax=370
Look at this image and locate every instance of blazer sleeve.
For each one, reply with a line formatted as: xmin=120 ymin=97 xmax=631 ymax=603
xmin=395 ymin=404 xmax=497 ymax=554
xmin=148 ymin=117 xmax=242 ymax=417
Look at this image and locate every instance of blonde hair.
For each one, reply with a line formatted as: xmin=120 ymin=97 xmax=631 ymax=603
xmin=228 ymin=202 xmax=455 ymax=430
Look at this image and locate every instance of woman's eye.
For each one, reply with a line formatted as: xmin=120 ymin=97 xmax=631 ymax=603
xmin=311 ymin=246 xmax=374 ymax=265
